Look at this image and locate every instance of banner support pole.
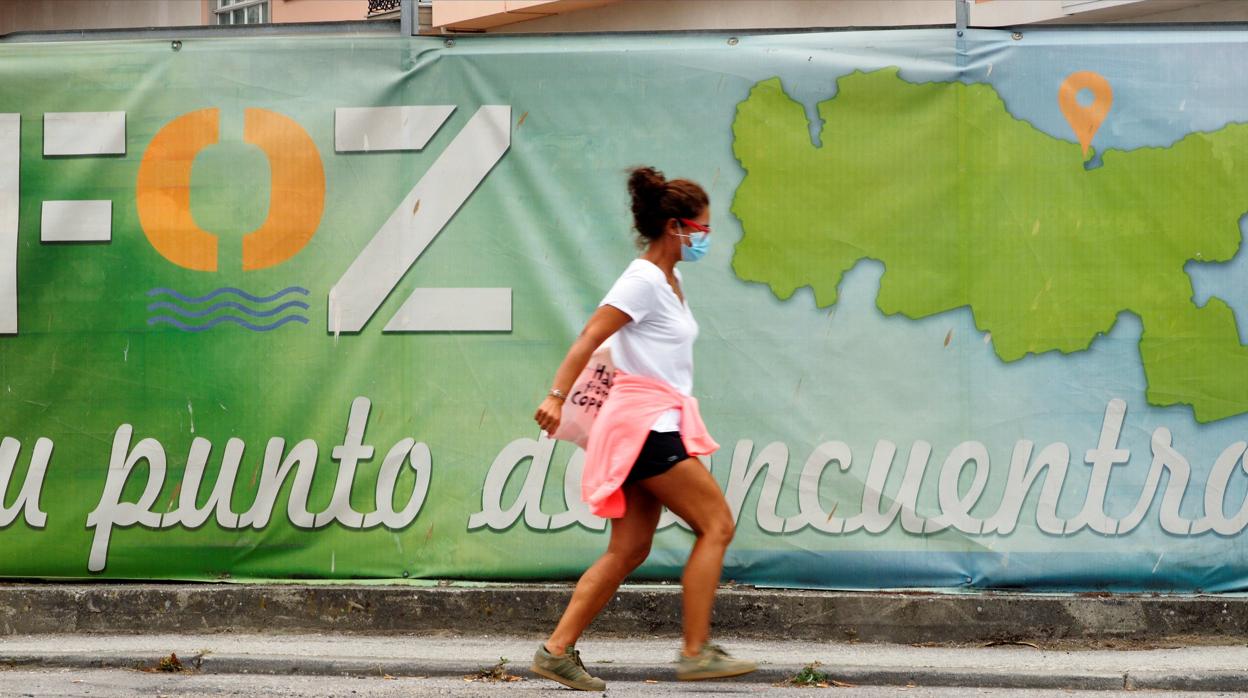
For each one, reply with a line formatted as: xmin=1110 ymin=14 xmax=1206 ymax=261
xmin=401 ymin=0 xmax=415 ymax=37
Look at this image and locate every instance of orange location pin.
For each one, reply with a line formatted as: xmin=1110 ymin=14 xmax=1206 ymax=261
xmin=1058 ymin=71 xmax=1113 ymax=159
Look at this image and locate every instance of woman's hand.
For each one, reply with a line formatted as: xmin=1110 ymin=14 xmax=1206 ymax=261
xmin=534 ymin=395 xmax=564 ymax=436
xmin=535 ymin=305 xmax=630 ymax=438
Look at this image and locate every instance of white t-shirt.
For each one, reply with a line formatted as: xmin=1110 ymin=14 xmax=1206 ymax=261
xmin=599 ymin=259 xmax=699 ymax=433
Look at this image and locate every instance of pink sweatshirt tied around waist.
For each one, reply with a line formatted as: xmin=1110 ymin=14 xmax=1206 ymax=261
xmin=582 ymin=372 xmax=719 ymax=518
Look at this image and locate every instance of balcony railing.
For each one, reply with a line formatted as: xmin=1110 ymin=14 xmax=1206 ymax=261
xmin=367 ymin=0 xmax=401 ymax=16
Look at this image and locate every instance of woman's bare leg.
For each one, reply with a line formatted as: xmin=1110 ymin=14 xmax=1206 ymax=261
xmin=637 ymin=458 xmax=734 ymax=657
xmin=546 ymin=483 xmax=662 ymax=654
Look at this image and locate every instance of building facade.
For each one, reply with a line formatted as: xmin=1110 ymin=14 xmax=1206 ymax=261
xmin=2 ymin=0 xmax=1248 ymax=38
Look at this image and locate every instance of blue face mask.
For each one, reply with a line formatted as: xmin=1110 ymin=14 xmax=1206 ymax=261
xmin=678 ymin=228 xmax=711 ymax=263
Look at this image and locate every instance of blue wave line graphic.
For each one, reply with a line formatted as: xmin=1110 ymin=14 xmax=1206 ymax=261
xmin=147 ymin=314 xmax=309 ymax=333
xmin=146 ymin=299 xmax=310 ymax=319
xmin=146 ymin=286 xmax=309 ymax=304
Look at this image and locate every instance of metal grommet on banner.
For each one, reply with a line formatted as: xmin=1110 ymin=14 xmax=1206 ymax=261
xmin=1012 ymin=32 xmax=1023 ymax=40
xmin=445 ymin=38 xmax=455 ymax=48
xmin=171 ymin=40 xmax=182 ymax=51
xmin=727 ymin=37 xmax=739 ymax=46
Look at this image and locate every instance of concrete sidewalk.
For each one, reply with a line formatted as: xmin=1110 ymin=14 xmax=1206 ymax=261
xmin=4 ymin=582 xmax=1248 ymax=691
xmin=3 ymin=582 xmax=1248 ymax=645
xmin=2 ymin=632 xmax=1247 ymax=692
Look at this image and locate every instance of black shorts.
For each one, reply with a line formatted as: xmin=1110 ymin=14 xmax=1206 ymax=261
xmin=624 ymin=431 xmax=689 ymax=484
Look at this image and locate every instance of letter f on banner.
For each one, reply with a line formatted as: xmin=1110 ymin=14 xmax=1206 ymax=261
xmin=328 ymin=105 xmax=511 ymax=334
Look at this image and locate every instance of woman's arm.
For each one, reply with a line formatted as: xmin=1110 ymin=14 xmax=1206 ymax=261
xmin=534 ymin=305 xmax=632 ymax=435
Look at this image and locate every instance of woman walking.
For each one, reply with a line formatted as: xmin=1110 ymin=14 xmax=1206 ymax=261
xmin=530 ymin=167 xmax=756 ymax=691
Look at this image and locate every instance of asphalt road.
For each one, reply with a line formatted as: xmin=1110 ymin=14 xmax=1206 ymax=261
xmin=0 ymin=668 xmax=1243 ymax=698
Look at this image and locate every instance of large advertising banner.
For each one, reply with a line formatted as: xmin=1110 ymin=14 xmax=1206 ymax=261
xmin=4 ymin=27 xmax=1248 ymax=590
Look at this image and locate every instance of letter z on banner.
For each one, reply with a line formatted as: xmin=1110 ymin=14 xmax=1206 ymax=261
xmin=328 ymin=105 xmax=511 ymax=334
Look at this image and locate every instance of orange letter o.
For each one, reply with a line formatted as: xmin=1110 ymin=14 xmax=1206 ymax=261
xmin=136 ymin=108 xmax=325 ymax=272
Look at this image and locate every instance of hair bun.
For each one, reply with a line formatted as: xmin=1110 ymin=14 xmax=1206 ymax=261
xmin=628 ymin=166 xmax=666 ymax=203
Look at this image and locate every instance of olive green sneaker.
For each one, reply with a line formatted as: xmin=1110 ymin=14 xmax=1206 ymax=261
xmin=676 ymin=643 xmax=757 ymax=681
xmin=531 ymin=643 xmax=607 ymax=691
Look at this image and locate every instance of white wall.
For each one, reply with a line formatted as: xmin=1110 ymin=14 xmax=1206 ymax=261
xmin=971 ymin=0 xmax=1248 ymax=27
xmin=489 ymin=0 xmax=1248 ymax=33
xmin=0 ymin=0 xmax=201 ymax=35
xmin=1067 ymin=1 xmax=1248 ymax=24
xmin=498 ymin=0 xmax=955 ymax=33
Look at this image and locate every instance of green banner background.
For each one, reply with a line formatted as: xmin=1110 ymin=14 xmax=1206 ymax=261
xmin=5 ymin=29 xmax=1248 ymax=590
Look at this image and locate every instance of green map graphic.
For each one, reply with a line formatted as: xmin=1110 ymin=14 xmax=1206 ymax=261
xmin=731 ymin=68 xmax=1248 ymax=423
